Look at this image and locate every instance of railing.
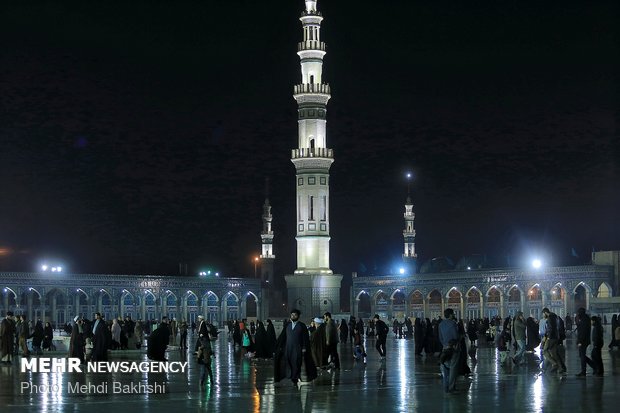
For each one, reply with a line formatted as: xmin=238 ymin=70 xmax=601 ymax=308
xmin=301 ymin=10 xmax=322 ymax=17
xmin=291 ymin=147 xmax=333 ymax=159
xmin=298 ymin=40 xmax=326 ymax=52
xmin=294 ymin=83 xmax=331 ymax=95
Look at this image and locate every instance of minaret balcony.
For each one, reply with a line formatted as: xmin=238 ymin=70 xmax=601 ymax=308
xmin=301 ymin=10 xmax=322 ymax=17
xmin=291 ymin=147 xmax=333 ymax=159
xmin=298 ymin=40 xmax=326 ymax=52
xmin=294 ymin=83 xmax=331 ymax=95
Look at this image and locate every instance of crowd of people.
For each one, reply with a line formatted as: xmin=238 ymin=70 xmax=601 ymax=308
xmin=2 ymin=307 xmax=620 ymax=393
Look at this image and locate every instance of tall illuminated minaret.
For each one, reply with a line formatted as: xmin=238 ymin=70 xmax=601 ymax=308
xmin=403 ymin=175 xmax=417 ymax=273
xmin=260 ymin=179 xmax=275 ymax=285
xmin=286 ymin=0 xmax=342 ymax=316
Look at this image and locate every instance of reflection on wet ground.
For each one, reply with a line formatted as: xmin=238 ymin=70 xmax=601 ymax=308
xmin=1 ymin=330 xmax=619 ymax=412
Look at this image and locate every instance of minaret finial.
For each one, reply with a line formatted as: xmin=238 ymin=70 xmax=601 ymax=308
xmin=264 ymin=177 xmax=270 ymax=205
xmin=406 ymin=172 xmax=412 ymax=203
xmin=403 ymin=173 xmax=417 ymax=272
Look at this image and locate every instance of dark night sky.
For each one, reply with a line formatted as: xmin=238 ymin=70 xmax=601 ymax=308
xmin=1 ymin=1 xmax=618 ymax=288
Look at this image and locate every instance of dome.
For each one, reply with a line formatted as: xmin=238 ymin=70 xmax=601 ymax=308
xmin=419 ymin=257 xmax=454 ymax=274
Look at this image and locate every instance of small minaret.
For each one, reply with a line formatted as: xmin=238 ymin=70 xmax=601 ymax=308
xmin=403 ymin=175 xmax=417 ymax=273
xmin=260 ymin=179 xmax=275 ymax=285
xmin=286 ymin=0 xmax=342 ymax=316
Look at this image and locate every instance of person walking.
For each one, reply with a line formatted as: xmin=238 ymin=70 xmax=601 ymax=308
xmin=590 ymin=316 xmax=604 ymax=376
xmin=32 ymin=320 xmax=44 ymax=355
xmin=541 ymin=308 xmax=566 ymax=375
xmin=512 ymin=312 xmax=527 ymax=365
xmin=17 ymin=315 xmax=30 ymax=358
xmin=69 ymin=316 xmax=85 ymax=363
xmin=274 ymin=309 xmax=317 ymax=388
xmin=339 ymin=318 xmax=349 ymax=344
xmin=373 ymin=314 xmax=388 ymax=360
xmin=43 ymin=321 xmax=54 ymax=351
xmin=575 ymin=308 xmax=591 ymax=377
xmin=439 ymin=309 xmax=460 ymax=393
xmin=0 ymin=312 xmax=16 ymax=365
xmin=197 ymin=334 xmax=214 ymax=386
xmin=179 ymin=321 xmax=188 ymax=350
xmin=324 ymin=312 xmax=340 ymax=370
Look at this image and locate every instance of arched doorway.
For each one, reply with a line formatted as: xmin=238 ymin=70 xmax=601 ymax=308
xmin=22 ymin=288 xmax=42 ymax=321
xmin=2 ymin=288 xmax=17 ymax=315
xmin=409 ymin=290 xmax=424 ymax=318
xmin=466 ymin=287 xmax=482 ymax=320
xmin=74 ymin=289 xmax=89 ymax=319
xmin=374 ymin=291 xmax=389 ymax=320
xmin=98 ymin=289 xmax=113 ymax=320
xmin=46 ymin=289 xmax=67 ymax=325
xmin=204 ymin=292 xmax=219 ymax=324
xmin=428 ymin=290 xmax=442 ymax=319
xmin=574 ymin=284 xmax=588 ymax=312
xmin=507 ymin=286 xmax=522 ymax=316
xmin=446 ymin=288 xmax=462 ymax=320
xmin=357 ymin=291 xmax=371 ymax=319
xmin=225 ymin=292 xmax=239 ymax=321
xmin=486 ymin=287 xmax=501 ymax=318
xmin=245 ymin=292 xmax=258 ymax=319
xmin=186 ymin=291 xmax=199 ymax=324
xmin=165 ymin=291 xmax=178 ymax=320
xmin=121 ymin=291 xmax=135 ymax=319
xmin=549 ymin=284 xmax=566 ymax=317
xmin=144 ymin=291 xmax=157 ymax=321
xmin=527 ymin=285 xmax=542 ymax=319
xmin=597 ymin=282 xmax=612 ymax=298
xmin=391 ymin=290 xmax=406 ymax=320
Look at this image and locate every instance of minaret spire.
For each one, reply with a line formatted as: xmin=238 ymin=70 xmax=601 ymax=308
xmin=403 ymin=173 xmax=417 ymax=273
xmin=286 ymin=0 xmax=342 ymax=317
xmin=291 ymin=0 xmax=332 ymax=275
xmin=260 ymin=178 xmax=275 ymax=284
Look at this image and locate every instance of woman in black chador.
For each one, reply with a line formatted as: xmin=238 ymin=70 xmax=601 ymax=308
xmin=265 ymin=319 xmax=277 ymax=356
xmin=32 ymin=320 xmax=44 ymax=355
xmin=43 ymin=321 xmax=54 ymax=351
xmin=457 ymin=320 xmax=471 ymax=375
xmin=526 ymin=317 xmax=540 ymax=351
xmin=233 ymin=320 xmax=242 ymax=347
xmin=414 ymin=318 xmax=425 ymax=355
xmin=254 ymin=321 xmax=272 ymax=359
xmin=339 ymin=319 xmax=349 ymax=344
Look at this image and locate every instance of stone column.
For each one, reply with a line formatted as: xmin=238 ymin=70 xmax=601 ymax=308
xmin=500 ymin=292 xmax=507 ymax=320
xmin=240 ymin=297 xmax=247 ymax=319
xmin=51 ymin=295 xmax=57 ymax=324
xmin=565 ymin=291 xmax=575 ymax=317
xmin=161 ymin=295 xmax=167 ymax=320
xmin=220 ymin=298 xmax=227 ymax=324
xmin=141 ymin=298 xmax=146 ymax=321
xmin=27 ymin=294 xmax=33 ymax=320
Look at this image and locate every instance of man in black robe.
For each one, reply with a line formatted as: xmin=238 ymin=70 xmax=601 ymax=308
xmin=0 ymin=312 xmax=16 ymax=364
xmin=69 ymin=316 xmax=85 ymax=364
xmin=91 ymin=312 xmax=109 ymax=361
xmin=274 ymin=309 xmax=317 ymax=387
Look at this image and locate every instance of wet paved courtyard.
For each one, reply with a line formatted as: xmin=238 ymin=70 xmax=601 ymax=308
xmin=1 ymin=330 xmax=620 ymax=412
